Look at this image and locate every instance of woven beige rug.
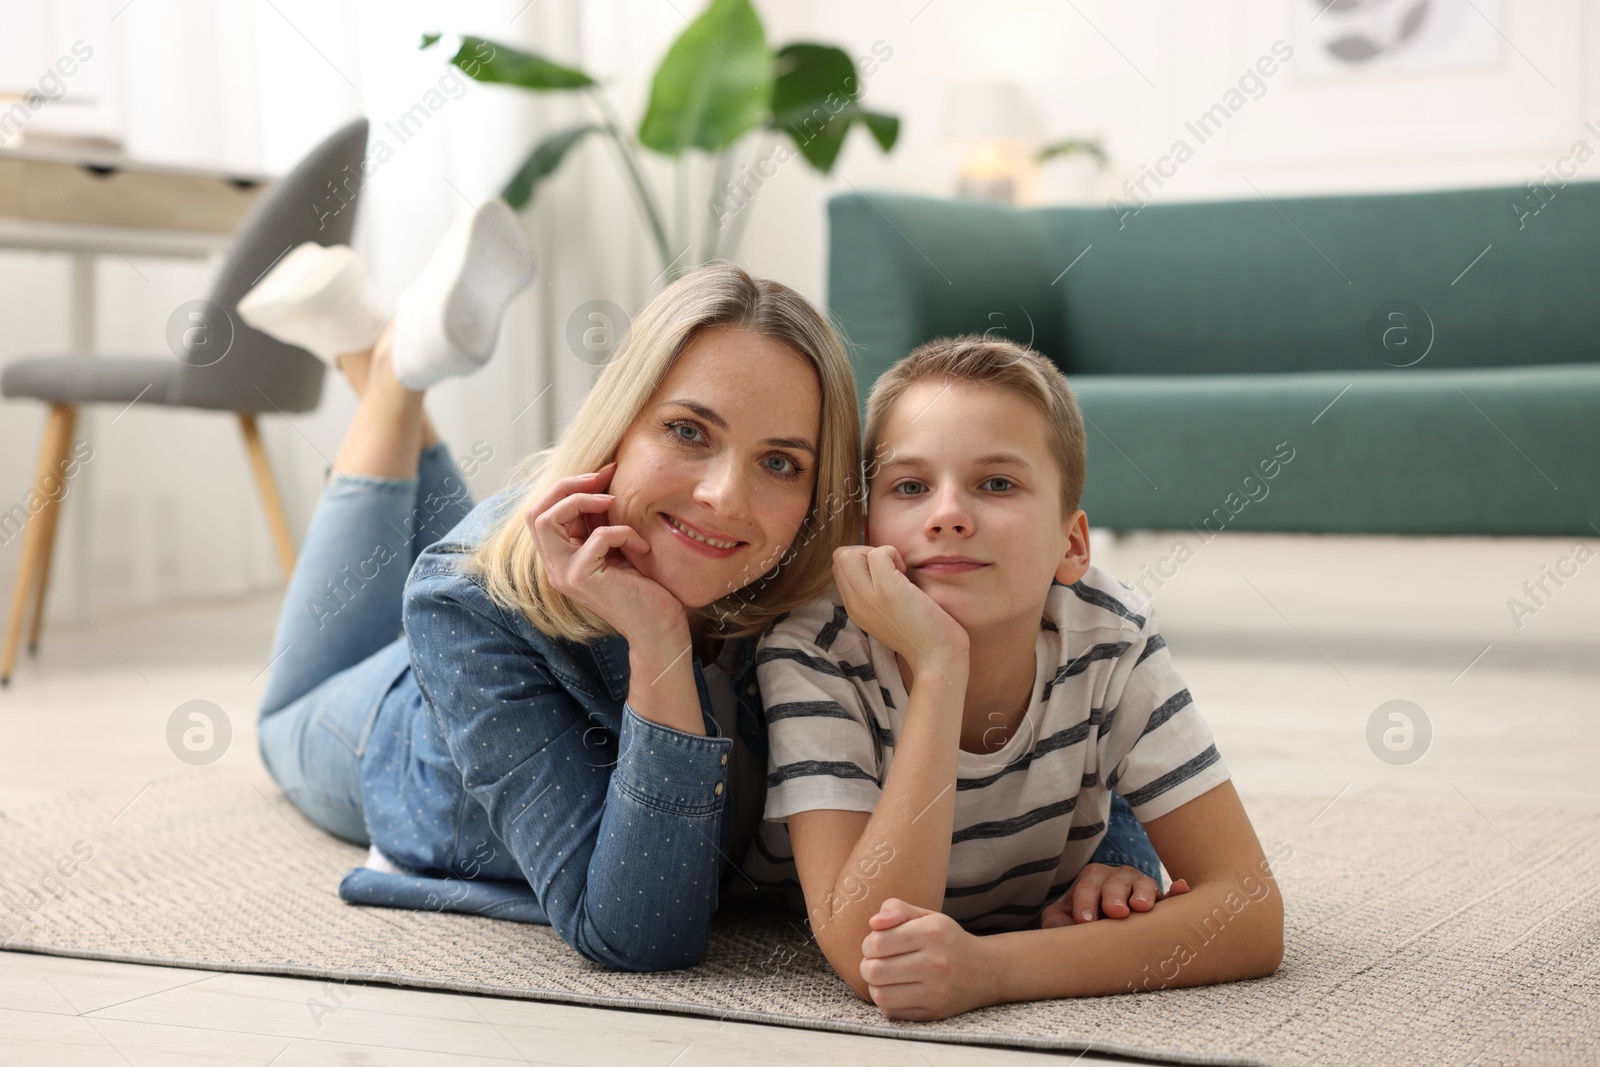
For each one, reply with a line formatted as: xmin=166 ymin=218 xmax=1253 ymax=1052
xmin=1 ymin=769 xmax=1595 ymax=1067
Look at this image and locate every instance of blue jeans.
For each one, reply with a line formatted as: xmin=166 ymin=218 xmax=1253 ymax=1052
xmin=257 ymin=442 xmax=474 ymax=846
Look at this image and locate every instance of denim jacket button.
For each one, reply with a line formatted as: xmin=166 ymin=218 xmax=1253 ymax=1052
xmin=714 ymin=782 xmax=724 ymax=796
xmin=746 ymin=683 xmax=757 ymax=696
xmin=720 ymin=753 xmax=728 ymax=766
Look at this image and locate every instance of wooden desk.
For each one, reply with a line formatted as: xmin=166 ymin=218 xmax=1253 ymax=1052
xmin=0 ymin=146 xmax=267 ymax=350
xmin=0 ymin=148 xmax=271 ymax=615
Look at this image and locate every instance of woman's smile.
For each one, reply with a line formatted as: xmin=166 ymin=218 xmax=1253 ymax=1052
xmin=660 ymin=511 xmax=747 ymax=556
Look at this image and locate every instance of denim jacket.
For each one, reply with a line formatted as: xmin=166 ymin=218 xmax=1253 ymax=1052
xmin=340 ymin=488 xmax=772 ymax=972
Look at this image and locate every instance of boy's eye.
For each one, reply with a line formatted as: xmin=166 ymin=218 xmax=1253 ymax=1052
xmin=982 ymin=477 xmax=1015 ymax=492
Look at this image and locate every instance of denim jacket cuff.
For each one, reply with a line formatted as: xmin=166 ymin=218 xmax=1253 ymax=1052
xmin=613 ymin=704 xmax=733 ymax=816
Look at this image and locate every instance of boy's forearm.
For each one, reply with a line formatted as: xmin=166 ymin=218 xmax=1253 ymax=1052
xmin=813 ymin=661 xmax=967 ymax=986
xmin=858 ymin=676 xmax=962 ymax=904
xmin=979 ymin=874 xmax=1285 ymax=1003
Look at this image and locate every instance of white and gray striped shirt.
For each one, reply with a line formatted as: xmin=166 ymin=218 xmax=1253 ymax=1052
xmin=755 ymin=565 xmax=1230 ymax=932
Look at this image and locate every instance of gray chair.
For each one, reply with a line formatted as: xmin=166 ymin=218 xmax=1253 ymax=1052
xmin=0 ymin=118 xmax=369 ymax=686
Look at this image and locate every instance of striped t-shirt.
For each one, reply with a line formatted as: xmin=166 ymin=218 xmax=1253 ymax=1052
xmin=756 ymin=565 xmax=1230 ymax=933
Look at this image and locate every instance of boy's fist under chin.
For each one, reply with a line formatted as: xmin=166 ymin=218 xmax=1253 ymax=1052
xmin=1039 ymin=864 xmax=1191 ymax=929
xmin=831 ymin=544 xmax=969 ymax=665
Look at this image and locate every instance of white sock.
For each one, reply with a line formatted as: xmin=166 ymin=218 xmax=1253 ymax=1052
xmin=390 ymin=198 xmax=538 ymax=392
xmin=236 ymin=243 xmax=390 ymax=365
xmin=362 ymin=844 xmax=409 ymax=875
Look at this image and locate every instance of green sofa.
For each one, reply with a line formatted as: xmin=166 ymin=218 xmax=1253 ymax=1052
xmin=826 ymin=186 xmax=1599 ymax=536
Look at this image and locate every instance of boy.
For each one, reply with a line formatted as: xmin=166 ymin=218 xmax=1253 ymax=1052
xmin=757 ymin=336 xmax=1284 ymax=1020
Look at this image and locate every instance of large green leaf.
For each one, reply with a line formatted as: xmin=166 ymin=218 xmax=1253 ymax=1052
xmin=769 ymin=43 xmax=899 ymax=173
xmin=501 ymin=124 xmax=604 ymax=209
xmin=858 ymin=110 xmax=900 ymax=152
xmin=779 ymin=107 xmax=848 ymax=171
xmin=637 ymin=0 xmax=771 ymax=155
xmin=771 ymin=43 xmax=858 ymax=114
xmin=431 ymin=34 xmax=596 ymax=90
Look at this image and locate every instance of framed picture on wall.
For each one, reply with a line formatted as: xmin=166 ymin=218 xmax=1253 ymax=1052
xmin=1296 ymin=0 xmax=1504 ymax=77
xmin=1213 ymin=0 xmax=1575 ymax=172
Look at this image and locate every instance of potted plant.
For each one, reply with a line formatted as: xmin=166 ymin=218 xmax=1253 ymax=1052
xmin=424 ymin=0 xmax=899 ymax=280
xmin=1036 ymin=137 xmax=1108 ymax=203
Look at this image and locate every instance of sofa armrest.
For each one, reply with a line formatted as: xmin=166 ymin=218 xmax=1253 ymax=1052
xmin=827 ymin=192 xmax=1066 ymax=408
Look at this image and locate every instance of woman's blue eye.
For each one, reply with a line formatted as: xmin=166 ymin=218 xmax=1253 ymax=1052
xmin=763 ymin=454 xmax=809 ymax=480
xmin=667 ymin=420 xmax=704 ymax=443
xmin=892 ymin=481 xmax=926 ymax=496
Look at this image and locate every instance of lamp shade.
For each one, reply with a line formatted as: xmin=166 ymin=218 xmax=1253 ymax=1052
xmin=940 ymin=81 xmax=1036 ymax=141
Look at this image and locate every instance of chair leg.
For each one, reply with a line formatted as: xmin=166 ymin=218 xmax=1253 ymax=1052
xmin=2 ymin=404 xmax=77 ymax=686
xmin=236 ymin=412 xmax=298 ymax=579
xmin=25 ymin=415 xmax=75 ymax=655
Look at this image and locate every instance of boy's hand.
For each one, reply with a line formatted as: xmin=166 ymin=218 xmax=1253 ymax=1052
xmin=1039 ymin=864 xmax=1191 ymax=928
xmin=832 ymin=545 xmax=968 ymax=677
xmin=859 ymin=898 xmax=994 ymax=1020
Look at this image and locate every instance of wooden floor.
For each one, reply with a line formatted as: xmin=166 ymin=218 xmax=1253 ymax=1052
xmin=1 ymin=529 xmax=1596 ymax=1065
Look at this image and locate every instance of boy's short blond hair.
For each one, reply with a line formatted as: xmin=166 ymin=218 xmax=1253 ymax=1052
xmin=863 ymin=335 xmax=1087 ymax=516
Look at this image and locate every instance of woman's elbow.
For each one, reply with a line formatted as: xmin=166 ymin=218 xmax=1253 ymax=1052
xmin=572 ymin=922 xmax=709 ymax=973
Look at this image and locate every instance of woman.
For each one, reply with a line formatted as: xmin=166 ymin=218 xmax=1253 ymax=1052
xmin=250 ymin=200 xmax=1164 ymax=973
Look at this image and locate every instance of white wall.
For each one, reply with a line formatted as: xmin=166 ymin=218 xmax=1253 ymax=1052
xmin=0 ymin=0 xmax=1589 ymax=621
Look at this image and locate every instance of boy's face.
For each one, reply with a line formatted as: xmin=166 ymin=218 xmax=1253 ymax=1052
xmin=866 ymin=381 xmax=1090 ymax=637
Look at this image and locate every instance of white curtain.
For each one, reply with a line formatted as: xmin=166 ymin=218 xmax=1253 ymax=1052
xmin=0 ymin=0 xmax=752 ymax=617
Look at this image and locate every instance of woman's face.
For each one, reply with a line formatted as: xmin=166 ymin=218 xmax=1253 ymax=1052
xmin=605 ymin=326 xmax=822 ymax=611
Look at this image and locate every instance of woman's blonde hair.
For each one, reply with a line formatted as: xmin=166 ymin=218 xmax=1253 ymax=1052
xmin=464 ymin=264 xmax=861 ymax=643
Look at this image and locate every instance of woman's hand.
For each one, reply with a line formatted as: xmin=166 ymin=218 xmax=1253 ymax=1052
xmin=858 ymin=898 xmax=995 ymax=1020
xmin=831 ymin=545 xmax=968 ymax=680
xmin=525 ymin=462 xmax=687 ymax=647
xmin=1039 ymin=863 xmax=1191 ymax=928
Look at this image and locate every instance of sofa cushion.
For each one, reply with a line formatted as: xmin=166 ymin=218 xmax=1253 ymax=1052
xmin=828 ymin=184 xmax=1600 ymax=391
xmin=1072 ymin=364 xmax=1600 ymax=536
xmin=1044 ymin=183 xmax=1598 ymax=377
